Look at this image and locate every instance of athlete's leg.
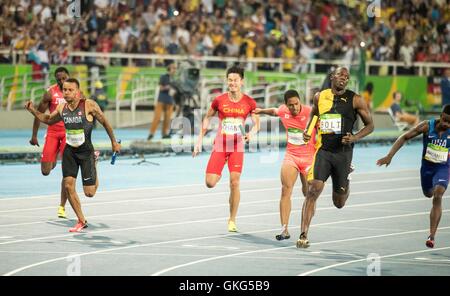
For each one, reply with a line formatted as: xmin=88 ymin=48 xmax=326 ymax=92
xmin=81 ymin=151 xmax=97 ymax=197
xmin=300 ymin=173 xmax=308 ymax=197
xmin=301 ymin=180 xmax=325 ymax=237
xmin=41 ymin=162 xmax=56 ymax=175
xmin=226 ymin=152 xmax=244 ymax=231
xmin=430 ymin=185 xmax=445 ymax=240
xmin=279 ymin=163 xmax=299 ymax=235
xmin=205 ymin=150 xmax=227 ymax=188
xmin=331 ymin=150 xmax=352 ymax=209
xmin=64 ymin=176 xmax=86 ymax=223
xmin=228 ymin=171 xmax=241 ymax=223
xmin=206 ymin=174 xmax=221 ymax=188
xmin=298 ymin=149 xmax=330 ymax=247
xmin=332 ymin=186 xmax=350 ymax=209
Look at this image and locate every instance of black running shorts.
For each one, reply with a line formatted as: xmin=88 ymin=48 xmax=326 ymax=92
xmin=62 ymin=146 xmax=96 ymax=186
xmin=307 ymin=148 xmax=353 ymax=192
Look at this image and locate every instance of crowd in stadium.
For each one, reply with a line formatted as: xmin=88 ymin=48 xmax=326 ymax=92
xmin=0 ymin=0 xmax=449 ymax=70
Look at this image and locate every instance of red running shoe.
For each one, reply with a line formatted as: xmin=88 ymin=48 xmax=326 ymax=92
xmin=69 ymin=220 xmax=88 ymax=233
xmin=426 ymin=236 xmax=435 ymax=248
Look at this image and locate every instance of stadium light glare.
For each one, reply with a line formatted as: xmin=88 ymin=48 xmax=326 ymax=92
xmin=360 ymin=41 xmax=366 ymax=48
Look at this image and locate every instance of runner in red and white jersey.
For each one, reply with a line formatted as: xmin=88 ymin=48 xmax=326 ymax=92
xmin=193 ymin=66 xmax=260 ymax=232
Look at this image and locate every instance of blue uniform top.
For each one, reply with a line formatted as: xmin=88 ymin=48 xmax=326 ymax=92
xmin=422 ymin=118 xmax=450 ymax=167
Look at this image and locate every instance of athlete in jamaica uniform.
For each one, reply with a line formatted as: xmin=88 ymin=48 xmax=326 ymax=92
xmin=298 ymin=67 xmax=374 ymax=248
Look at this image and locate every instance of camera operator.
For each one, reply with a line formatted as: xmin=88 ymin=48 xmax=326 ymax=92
xmin=148 ymin=62 xmax=177 ymax=141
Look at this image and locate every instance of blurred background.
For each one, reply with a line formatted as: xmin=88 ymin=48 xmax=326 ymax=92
xmin=0 ymin=0 xmax=449 ymax=162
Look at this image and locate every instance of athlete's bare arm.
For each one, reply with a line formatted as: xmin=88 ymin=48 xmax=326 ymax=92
xmin=29 ymin=91 xmax=52 ymax=146
xmin=193 ymin=107 xmax=217 ymax=157
xmin=25 ymin=101 xmax=62 ymax=125
xmin=377 ymin=120 xmax=428 ymax=167
xmin=303 ymin=92 xmax=320 ymax=143
xmin=87 ymin=99 xmax=120 ymax=153
xmin=254 ymin=107 xmax=278 ymax=116
xmin=246 ymin=112 xmax=260 ymax=142
xmin=342 ymin=94 xmax=374 ymax=145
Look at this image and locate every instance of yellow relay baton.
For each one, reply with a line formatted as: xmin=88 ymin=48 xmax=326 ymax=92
xmin=305 ymin=115 xmax=318 ymax=143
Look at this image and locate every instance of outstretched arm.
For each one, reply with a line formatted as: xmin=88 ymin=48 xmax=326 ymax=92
xmin=25 ymin=101 xmax=62 ymax=125
xmin=254 ymin=107 xmax=278 ymax=116
xmin=377 ymin=120 xmax=428 ymax=167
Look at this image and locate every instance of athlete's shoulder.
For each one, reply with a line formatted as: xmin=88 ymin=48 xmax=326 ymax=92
xmin=215 ymin=93 xmax=228 ymax=100
xmin=47 ymin=83 xmax=58 ymax=92
xmin=318 ymin=88 xmax=333 ymax=98
xmin=278 ymin=104 xmax=288 ymax=113
xmin=243 ymin=94 xmax=257 ymax=107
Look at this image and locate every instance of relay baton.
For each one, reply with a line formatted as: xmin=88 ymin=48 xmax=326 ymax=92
xmin=111 ymin=139 xmax=121 ymax=165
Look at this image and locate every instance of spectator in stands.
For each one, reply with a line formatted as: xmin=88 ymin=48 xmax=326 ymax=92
xmin=390 ymin=91 xmax=420 ymax=127
xmin=91 ymin=80 xmax=108 ymax=128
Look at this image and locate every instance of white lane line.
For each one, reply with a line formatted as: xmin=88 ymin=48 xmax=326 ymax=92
xmin=414 ymin=257 xmax=450 ymax=262
xmin=0 ymin=186 xmax=433 ymax=230
xmin=0 ymin=177 xmax=420 ymax=214
xmin=0 ymin=170 xmax=417 ymax=201
xmin=0 ymin=178 xmax=281 ymax=201
xmin=298 ymin=246 xmax=450 ymax=276
xmin=4 ymin=210 xmax=448 ymax=276
xmin=151 ymin=226 xmax=450 ymax=276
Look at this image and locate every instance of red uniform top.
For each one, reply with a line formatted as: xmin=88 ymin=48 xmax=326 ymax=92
xmin=47 ymin=84 xmax=66 ymax=132
xmin=277 ymin=104 xmax=316 ymax=157
xmin=211 ymin=93 xmax=256 ymax=152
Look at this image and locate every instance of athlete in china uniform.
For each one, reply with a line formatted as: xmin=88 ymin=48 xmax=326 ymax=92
xmin=193 ymin=66 xmax=260 ymax=232
xmin=255 ymin=90 xmax=316 ymax=241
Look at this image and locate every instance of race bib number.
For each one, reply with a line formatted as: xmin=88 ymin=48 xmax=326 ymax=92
xmin=320 ymin=114 xmax=342 ymax=134
xmin=424 ymin=143 xmax=448 ymax=164
xmin=66 ymin=129 xmax=85 ymax=147
xmin=221 ymin=118 xmax=243 ymax=136
xmin=287 ymin=128 xmax=305 ymax=145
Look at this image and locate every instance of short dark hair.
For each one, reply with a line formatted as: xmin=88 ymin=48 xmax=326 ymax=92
xmin=226 ymin=66 xmax=244 ymax=79
xmin=284 ymin=89 xmax=300 ymax=104
xmin=442 ymin=104 xmax=450 ymax=115
xmin=65 ymin=78 xmax=79 ymax=88
xmin=54 ymin=67 xmax=69 ymax=76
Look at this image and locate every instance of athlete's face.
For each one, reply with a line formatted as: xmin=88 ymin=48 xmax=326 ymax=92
xmin=227 ymin=73 xmax=243 ymax=93
xmin=63 ymin=82 xmax=79 ymax=103
xmin=331 ymin=68 xmax=349 ymax=90
xmin=286 ymin=97 xmax=301 ymax=116
xmin=55 ymin=72 xmax=69 ymax=89
xmin=438 ymin=113 xmax=450 ymax=130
